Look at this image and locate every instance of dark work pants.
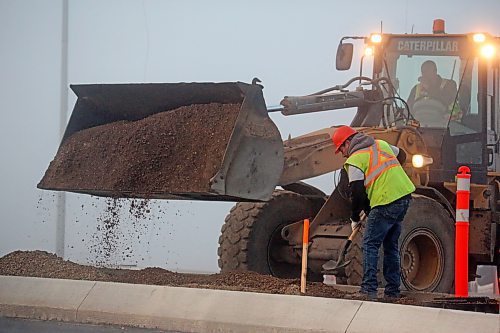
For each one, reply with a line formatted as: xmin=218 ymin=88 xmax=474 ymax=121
xmin=360 ymin=196 xmax=411 ymax=297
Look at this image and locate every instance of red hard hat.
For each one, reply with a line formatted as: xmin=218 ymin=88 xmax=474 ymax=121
xmin=332 ymin=125 xmax=357 ymax=153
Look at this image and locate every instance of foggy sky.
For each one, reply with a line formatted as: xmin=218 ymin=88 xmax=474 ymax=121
xmin=1 ymin=0 xmax=500 ymax=272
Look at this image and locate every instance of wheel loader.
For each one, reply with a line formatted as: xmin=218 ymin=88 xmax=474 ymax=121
xmin=39 ymin=21 xmax=500 ymax=293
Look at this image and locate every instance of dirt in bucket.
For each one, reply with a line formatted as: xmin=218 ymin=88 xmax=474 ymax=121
xmin=38 ymin=103 xmax=241 ymax=195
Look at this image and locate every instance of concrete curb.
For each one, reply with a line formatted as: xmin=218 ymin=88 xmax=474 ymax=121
xmin=0 ymin=276 xmax=498 ymax=333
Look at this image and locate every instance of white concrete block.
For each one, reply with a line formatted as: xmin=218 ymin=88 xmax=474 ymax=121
xmin=347 ymin=301 xmax=500 ymax=333
xmin=2 ymin=276 xmax=498 ymax=333
xmin=0 ymin=275 xmax=95 ymax=321
xmin=77 ymin=281 xmax=362 ymax=333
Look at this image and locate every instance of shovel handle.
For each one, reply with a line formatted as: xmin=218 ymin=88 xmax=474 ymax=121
xmin=348 ymin=224 xmax=361 ymax=241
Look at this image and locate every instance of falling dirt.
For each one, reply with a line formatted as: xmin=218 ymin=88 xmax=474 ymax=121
xmin=38 ymin=102 xmax=241 ymax=195
xmin=35 ymin=191 xmax=175 ymax=269
xmin=0 ymin=250 xmax=424 ymax=306
xmin=88 ymin=198 xmax=123 ymax=266
xmin=85 ymin=197 xmax=167 ymax=267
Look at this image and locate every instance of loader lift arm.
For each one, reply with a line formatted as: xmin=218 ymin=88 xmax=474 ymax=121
xmin=279 ymin=89 xmax=366 ymax=116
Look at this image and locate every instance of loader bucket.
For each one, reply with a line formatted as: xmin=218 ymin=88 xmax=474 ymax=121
xmin=38 ymin=82 xmax=284 ymax=201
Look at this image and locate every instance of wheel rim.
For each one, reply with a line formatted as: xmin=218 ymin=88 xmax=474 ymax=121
xmin=400 ymin=228 xmax=444 ymax=291
xmin=266 ymin=223 xmax=300 ymax=279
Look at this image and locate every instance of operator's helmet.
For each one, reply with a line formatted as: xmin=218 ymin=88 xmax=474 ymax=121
xmin=332 ymin=125 xmax=357 ymax=153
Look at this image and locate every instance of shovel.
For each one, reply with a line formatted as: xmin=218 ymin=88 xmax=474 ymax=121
xmin=322 ymin=212 xmax=366 ymax=274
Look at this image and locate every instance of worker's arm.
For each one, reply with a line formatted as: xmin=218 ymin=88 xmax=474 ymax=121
xmin=347 ymin=165 xmax=370 ymax=222
xmin=390 ymin=145 xmax=407 ymax=165
xmin=396 ymin=148 xmax=406 ymax=165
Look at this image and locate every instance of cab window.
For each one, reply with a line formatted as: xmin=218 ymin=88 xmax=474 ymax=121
xmin=393 ymin=55 xmax=479 ymax=134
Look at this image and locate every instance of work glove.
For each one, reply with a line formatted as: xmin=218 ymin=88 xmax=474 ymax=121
xmin=350 ymin=211 xmax=367 ymax=231
xmin=350 ymin=219 xmax=360 ymax=231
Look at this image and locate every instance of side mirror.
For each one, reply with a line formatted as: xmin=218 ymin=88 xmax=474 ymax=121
xmin=336 ymin=43 xmax=353 ymax=71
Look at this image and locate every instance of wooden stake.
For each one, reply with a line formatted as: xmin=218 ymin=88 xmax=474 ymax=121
xmin=300 ymin=219 xmax=310 ymax=294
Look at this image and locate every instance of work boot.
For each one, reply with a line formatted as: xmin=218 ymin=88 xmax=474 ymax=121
xmin=383 ymin=293 xmax=401 ymax=299
xmin=345 ymin=291 xmax=377 ymax=301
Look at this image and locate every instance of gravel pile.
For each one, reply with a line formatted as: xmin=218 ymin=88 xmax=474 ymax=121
xmin=0 ymin=250 xmax=424 ymax=305
xmin=0 ymin=251 xmax=108 ymax=281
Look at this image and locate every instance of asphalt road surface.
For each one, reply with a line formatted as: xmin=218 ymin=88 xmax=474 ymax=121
xmin=0 ymin=317 xmax=183 ymax=333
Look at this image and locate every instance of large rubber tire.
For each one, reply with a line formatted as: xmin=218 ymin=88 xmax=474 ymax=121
xmin=345 ymin=195 xmax=455 ymax=293
xmin=218 ymin=190 xmax=321 ymax=279
xmin=344 ymin=223 xmax=372 ymax=287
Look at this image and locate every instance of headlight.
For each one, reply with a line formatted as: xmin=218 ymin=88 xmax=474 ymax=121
xmin=412 ymin=154 xmax=433 ymax=168
xmin=480 ymin=44 xmax=496 ymax=58
xmin=473 ymin=33 xmax=486 ymax=43
xmin=370 ymin=34 xmax=382 ymax=43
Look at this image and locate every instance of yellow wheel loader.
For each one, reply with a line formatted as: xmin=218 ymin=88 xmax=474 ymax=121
xmin=39 ymin=21 xmax=500 ymax=293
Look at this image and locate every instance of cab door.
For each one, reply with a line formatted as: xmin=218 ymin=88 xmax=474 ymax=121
xmin=441 ymin=58 xmax=489 ymax=184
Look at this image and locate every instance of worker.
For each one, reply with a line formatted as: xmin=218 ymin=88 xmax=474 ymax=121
xmin=407 ymin=60 xmax=461 ymax=121
xmin=332 ymin=125 xmax=415 ymax=299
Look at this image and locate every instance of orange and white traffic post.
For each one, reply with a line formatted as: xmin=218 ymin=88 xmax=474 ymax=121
xmin=455 ymin=166 xmax=471 ymax=297
xmin=300 ymin=219 xmax=310 ymax=294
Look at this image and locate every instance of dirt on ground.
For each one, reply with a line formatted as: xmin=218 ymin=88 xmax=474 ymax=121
xmin=38 ymin=103 xmax=241 ymax=195
xmin=0 ymin=250 xmax=420 ymax=305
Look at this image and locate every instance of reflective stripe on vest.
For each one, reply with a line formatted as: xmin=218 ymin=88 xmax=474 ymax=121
xmin=415 ymin=80 xmax=447 ymax=99
xmin=346 ymin=140 xmax=416 ymax=207
xmin=350 ymin=141 xmax=400 ymax=187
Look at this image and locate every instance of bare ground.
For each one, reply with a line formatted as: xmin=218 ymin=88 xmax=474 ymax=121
xmin=0 ymin=250 xmax=420 ymax=305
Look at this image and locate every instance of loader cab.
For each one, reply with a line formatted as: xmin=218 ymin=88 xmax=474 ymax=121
xmin=363 ymin=33 xmax=498 ymax=184
xmin=377 ymin=35 xmax=485 ymax=130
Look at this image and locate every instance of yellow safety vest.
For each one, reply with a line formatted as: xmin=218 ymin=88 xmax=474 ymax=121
xmin=345 ymin=140 xmax=415 ymax=207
